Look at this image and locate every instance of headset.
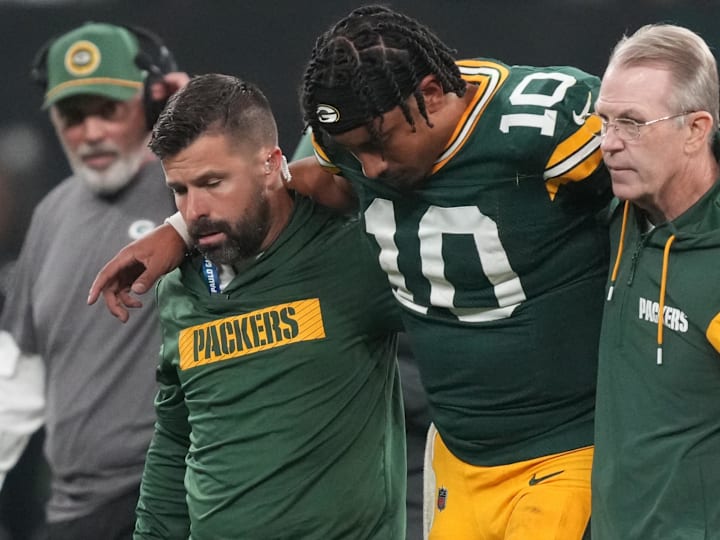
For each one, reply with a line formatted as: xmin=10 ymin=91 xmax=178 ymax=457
xmin=30 ymin=23 xmax=178 ymax=130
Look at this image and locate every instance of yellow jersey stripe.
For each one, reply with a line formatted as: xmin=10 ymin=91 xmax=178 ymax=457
xmin=544 ymin=145 xmax=603 ymax=199
xmin=707 ymin=312 xmax=720 ymax=354
xmin=310 ymin=132 xmax=341 ymax=174
xmin=543 ymin=114 xmax=603 ymax=199
xmin=432 ymin=61 xmax=510 ymax=173
xmin=545 ymin=113 xmax=601 ymax=171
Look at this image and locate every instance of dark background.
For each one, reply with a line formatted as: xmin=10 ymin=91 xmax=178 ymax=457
xmin=0 ymin=0 xmax=719 ymax=265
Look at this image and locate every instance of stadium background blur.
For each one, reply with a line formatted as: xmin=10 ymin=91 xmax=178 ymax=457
xmin=0 ymin=0 xmax=716 ymax=538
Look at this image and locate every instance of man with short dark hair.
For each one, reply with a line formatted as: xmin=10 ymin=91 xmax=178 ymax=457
xmin=133 ymin=73 xmax=405 ymax=539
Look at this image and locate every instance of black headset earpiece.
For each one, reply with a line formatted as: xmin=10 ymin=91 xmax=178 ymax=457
xmin=30 ymin=36 xmax=55 ymax=90
xmin=123 ymin=24 xmax=178 ymax=130
xmin=29 ymin=23 xmax=178 ymax=130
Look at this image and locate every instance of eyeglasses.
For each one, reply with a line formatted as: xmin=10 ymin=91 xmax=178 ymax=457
xmin=587 ymin=111 xmax=693 ymax=141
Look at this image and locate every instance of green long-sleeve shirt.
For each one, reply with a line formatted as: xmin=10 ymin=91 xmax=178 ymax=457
xmin=593 ymin=182 xmax=720 ymax=539
xmin=135 ymin=196 xmax=405 ymax=540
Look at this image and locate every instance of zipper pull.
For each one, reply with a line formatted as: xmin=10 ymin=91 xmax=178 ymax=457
xmin=627 ymin=234 xmax=649 ymax=286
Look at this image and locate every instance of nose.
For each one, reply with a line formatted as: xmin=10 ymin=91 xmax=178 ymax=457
xmin=357 ymin=152 xmax=388 ymax=179
xmin=599 ymin=127 xmax=624 ymax=154
xmin=182 ymin=188 xmax=210 ymax=223
xmin=81 ymin=115 xmax=107 ymax=142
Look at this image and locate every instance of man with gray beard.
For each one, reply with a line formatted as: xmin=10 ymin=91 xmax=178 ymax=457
xmin=0 ymin=22 xmax=183 ymax=540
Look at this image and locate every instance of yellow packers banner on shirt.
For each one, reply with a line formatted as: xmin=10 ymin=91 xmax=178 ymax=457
xmin=178 ymin=299 xmax=326 ymax=370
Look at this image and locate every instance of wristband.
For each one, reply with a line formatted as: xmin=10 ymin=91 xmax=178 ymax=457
xmin=164 ymin=211 xmax=192 ymax=248
xmin=280 ymin=154 xmax=292 ymax=187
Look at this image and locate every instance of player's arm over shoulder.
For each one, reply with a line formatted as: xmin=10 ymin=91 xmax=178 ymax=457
xmin=287 ymin=127 xmax=358 ymax=212
xmin=288 ymin=157 xmax=357 ymax=212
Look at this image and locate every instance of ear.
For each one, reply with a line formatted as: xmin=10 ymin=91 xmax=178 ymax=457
xmin=264 ymin=147 xmax=282 ymax=173
xmin=262 ymin=147 xmax=287 ymax=191
xmin=418 ymin=74 xmax=446 ymax=114
xmin=685 ymin=111 xmax=714 ymax=154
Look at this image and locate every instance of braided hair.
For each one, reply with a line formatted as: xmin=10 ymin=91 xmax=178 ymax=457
xmin=301 ymin=5 xmax=465 ymax=141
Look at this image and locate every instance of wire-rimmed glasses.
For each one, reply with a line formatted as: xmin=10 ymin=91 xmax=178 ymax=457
xmin=586 ymin=111 xmax=693 ymax=141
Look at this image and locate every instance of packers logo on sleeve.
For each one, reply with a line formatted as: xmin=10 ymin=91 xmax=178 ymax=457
xmin=178 ymin=299 xmax=326 ymax=370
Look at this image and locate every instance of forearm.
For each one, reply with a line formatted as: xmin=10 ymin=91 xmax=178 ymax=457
xmin=163 ymin=213 xmax=191 ymax=249
xmin=134 ymin=376 xmax=192 ymax=539
xmin=287 ymin=157 xmax=358 ymax=212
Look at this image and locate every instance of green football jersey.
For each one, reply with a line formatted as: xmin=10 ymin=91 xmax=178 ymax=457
xmin=313 ymin=59 xmax=612 ymax=465
xmin=135 ymin=197 xmax=406 ymax=540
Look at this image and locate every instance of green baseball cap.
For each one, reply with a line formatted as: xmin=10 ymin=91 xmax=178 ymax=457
xmin=43 ymin=22 xmax=145 ymax=108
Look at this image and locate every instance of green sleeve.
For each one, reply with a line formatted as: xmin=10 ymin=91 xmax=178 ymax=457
xmin=134 ymin=357 xmax=191 ymax=539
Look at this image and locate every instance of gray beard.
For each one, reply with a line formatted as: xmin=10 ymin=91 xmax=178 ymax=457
xmin=69 ymin=148 xmax=146 ymax=195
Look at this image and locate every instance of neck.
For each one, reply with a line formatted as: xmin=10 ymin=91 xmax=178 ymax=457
xmin=434 ymin=82 xmax=478 ymax=156
xmin=453 ymin=82 xmax=478 ymax=121
xmin=259 ymin=181 xmax=295 ymax=252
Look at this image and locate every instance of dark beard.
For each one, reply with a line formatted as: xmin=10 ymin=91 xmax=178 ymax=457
xmin=189 ymin=194 xmax=270 ymax=266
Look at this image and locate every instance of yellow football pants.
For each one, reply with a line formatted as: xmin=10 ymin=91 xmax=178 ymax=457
xmin=424 ymin=424 xmax=591 ymax=540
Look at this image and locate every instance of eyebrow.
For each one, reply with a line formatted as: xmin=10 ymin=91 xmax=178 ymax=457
xmin=595 ymin=102 xmax=644 ymax=119
xmin=166 ymin=169 xmax=227 ymax=190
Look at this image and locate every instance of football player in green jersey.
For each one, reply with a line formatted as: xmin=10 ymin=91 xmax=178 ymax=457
xmin=592 ymin=24 xmax=720 ymax=538
xmin=294 ymin=7 xmax=610 ymax=539
xmin=88 ymin=6 xmax=611 ymax=539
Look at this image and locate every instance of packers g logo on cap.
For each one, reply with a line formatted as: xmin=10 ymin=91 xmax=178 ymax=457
xmin=316 ymin=104 xmax=340 ymax=124
xmin=64 ymin=40 xmax=101 ymax=76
